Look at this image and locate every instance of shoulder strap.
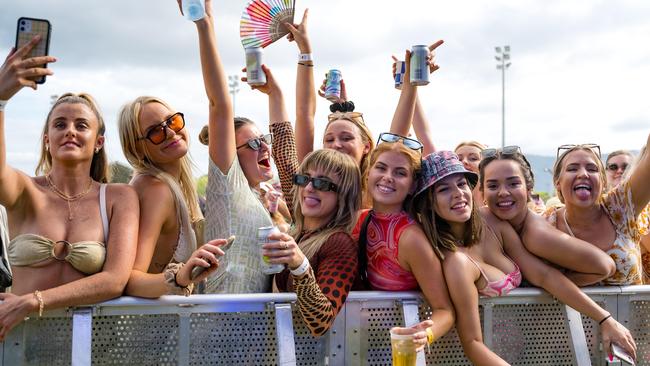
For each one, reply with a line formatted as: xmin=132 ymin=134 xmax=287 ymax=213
xmin=100 ymin=184 xmax=109 ymax=243
xmin=357 ymin=210 xmax=373 ymax=289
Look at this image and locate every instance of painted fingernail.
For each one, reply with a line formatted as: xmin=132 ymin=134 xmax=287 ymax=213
xmin=609 ymin=353 xmax=613 ymax=361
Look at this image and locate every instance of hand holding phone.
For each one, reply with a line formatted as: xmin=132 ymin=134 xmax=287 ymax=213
xmin=14 ymin=17 xmax=52 ymax=84
xmin=190 ymin=235 xmax=235 ymax=280
xmin=612 ymin=343 xmax=635 ymax=365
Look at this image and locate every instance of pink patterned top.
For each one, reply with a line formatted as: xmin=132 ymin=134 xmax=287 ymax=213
xmin=462 ymin=253 xmax=522 ymax=297
xmin=352 ymin=209 xmax=419 ymax=291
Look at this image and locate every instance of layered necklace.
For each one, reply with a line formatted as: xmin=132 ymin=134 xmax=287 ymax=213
xmin=46 ymin=174 xmax=94 ymax=221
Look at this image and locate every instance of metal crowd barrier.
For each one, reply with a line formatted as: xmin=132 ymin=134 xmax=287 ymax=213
xmin=2 ymin=286 xmax=649 ymax=365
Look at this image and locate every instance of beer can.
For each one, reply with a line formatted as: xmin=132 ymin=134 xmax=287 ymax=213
xmin=258 ymin=226 xmax=285 ymax=274
xmin=409 ymin=45 xmax=430 ymax=86
xmin=324 ymin=69 xmax=343 ymax=102
xmin=394 ymin=61 xmax=406 ymax=89
xmin=245 ymin=47 xmax=266 ymax=86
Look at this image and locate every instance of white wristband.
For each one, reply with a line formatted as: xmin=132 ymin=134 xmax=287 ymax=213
xmin=0 ymin=100 xmax=7 ymax=112
xmin=290 ymin=256 xmax=310 ymax=277
xmin=298 ymin=53 xmax=312 ymax=62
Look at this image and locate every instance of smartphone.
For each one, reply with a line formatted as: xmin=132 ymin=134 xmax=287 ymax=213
xmin=190 ymin=235 xmax=236 ymax=280
xmin=612 ymin=343 xmax=635 ymax=365
xmin=14 ymin=17 xmax=52 ymax=84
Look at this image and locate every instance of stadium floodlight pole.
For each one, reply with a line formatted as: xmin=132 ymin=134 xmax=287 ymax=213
xmin=228 ymin=75 xmax=240 ymax=115
xmin=495 ymin=45 xmax=511 ymax=148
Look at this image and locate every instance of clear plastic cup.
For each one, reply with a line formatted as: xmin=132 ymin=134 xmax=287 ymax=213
xmin=390 ymin=328 xmax=417 ymax=366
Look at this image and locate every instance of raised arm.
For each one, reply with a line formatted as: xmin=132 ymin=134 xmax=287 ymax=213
xmin=500 ymin=220 xmax=637 ymax=360
xmin=0 ymin=37 xmax=56 ymax=207
xmin=412 ymin=96 xmax=436 ymax=155
xmin=184 ymin=0 xmax=234 ymax=173
xmin=630 ymin=134 xmax=650 ymax=217
xmin=285 ymin=9 xmax=315 ymax=162
xmin=389 ymin=41 xmax=442 ymax=149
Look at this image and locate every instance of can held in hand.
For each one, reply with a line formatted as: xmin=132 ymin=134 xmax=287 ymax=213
xmin=246 ymin=47 xmax=266 ymax=86
xmin=394 ymin=61 xmax=406 ymax=89
xmin=258 ymin=226 xmax=285 ymax=275
xmin=324 ymin=69 xmax=343 ymax=102
xmin=410 ymin=45 xmax=430 ymax=86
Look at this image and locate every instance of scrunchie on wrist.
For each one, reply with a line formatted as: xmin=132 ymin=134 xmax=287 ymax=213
xmin=329 ymin=100 xmax=355 ymax=113
xmin=163 ymin=262 xmax=194 ymax=297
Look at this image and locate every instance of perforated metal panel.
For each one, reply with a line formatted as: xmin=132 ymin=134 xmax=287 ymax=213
xmin=580 ymin=302 xmax=604 ymax=365
xmin=189 ymin=310 xmax=277 ymax=365
xmin=628 ymin=300 xmax=650 ymax=365
xmin=361 ymin=303 xmax=403 ymax=365
xmin=491 ymin=303 xmax=574 ymax=365
xmin=291 ymin=307 xmax=327 ymax=365
xmin=91 ymin=314 xmax=179 ymax=365
xmin=23 ymin=317 xmax=72 ymax=365
xmin=419 ymin=302 xmax=475 ymax=365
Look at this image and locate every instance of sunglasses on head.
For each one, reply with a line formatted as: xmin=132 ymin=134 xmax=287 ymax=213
xmin=481 ymin=145 xmax=533 ymax=171
xmin=236 ymin=133 xmax=273 ymax=151
xmin=293 ymin=174 xmax=338 ymax=192
xmin=556 ymin=143 xmax=601 ymax=159
xmin=138 ymin=112 xmax=185 ymax=145
xmin=377 ymin=132 xmax=423 ymax=152
xmin=327 ymin=111 xmax=364 ymax=123
xmin=607 ymin=163 xmax=629 ymax=172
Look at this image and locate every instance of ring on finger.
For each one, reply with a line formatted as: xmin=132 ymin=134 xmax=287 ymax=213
xmin=283 ymin=243 xmax=288 ymax=249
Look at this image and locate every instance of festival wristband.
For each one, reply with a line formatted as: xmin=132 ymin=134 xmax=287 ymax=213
xmin=290 ymin=256 xmax=310 ymax=277
xmin=298 ymin=53 xmax=312 ymax=62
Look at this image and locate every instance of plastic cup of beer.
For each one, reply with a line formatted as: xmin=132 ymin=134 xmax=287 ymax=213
xmin=390 ymin=328 xmax=417 ymax=366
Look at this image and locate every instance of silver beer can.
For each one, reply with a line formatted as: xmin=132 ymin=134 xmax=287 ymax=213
xmin=409 ymin=45 xmax=430 ymax=86
xmin=258 ymin=226 xmax=285 ymax=275
xmin=394 ymin=61 xmax=406 ymax=89
xmin=324 ymin=69 xmax=343 ymax=102
xmin=245 ymin=47 xmax=266 ymax=86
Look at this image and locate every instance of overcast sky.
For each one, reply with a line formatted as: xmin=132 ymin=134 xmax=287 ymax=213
xmin=2 ymin=0 xmax=649 ymax=177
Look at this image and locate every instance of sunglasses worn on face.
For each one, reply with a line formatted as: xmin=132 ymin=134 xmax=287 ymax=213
xmin=607 ymin=163 xmax=629 ymax=172
xmin=138 ymin=112 xmax=185 ymax=145
xmin=377 ymin=132 xmax=423 ymax=152
xmin=236 ymin=133 xmax=273 ymax=151
xmin=556 ymin=143 xmax=601 ymax=159
xmin=293 ymin=174 xmax=338 ymax=192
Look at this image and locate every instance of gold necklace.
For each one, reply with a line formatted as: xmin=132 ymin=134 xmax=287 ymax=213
xmin=45 ymin=174 xmax=94 ymax=221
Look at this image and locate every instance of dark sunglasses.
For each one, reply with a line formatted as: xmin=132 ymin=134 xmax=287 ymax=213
xmin=293 ymin=174 xmax=338 ymax=192
xmin=377 ymin=132 xmax=423 ymax=152
xmin=138 ymin=112 xmax=185 ymax=145
xmin=236 ymin=133 xmax=273 ymax=151
xmin=607 ymin=163 xmax=629 ymax=172
xmin=556 ymin=143 xmax=601 ymax=159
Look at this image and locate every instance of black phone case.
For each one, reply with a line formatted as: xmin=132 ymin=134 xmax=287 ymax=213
xmin=14 ymin=17 xmax=52 ymax=84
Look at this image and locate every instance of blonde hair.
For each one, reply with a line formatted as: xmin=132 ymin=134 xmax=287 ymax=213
xmin=325 ymin=112 xmax=373 ymax=198
xmin=36 ymin=93 xmax=109 ymax=182
xmin=368 ymin=141 xmax=422 ymax=210
xmin=290 ymin=149 xmax=361 ymax=259
xmin=454 ymin=140 xmax=487 ymax=152
xmin=118 ymin=96 xmax=203 ymax=246
xmin=553 ymin=146 xmax=607 ymax=204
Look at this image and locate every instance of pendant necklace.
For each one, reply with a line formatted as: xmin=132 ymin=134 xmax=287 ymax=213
xmin=46 ymin=174 xmax=94 ymax=221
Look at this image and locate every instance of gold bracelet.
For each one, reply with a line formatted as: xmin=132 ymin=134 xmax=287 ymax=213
xmin=426 ymin=327 xmax=434 ymax=344
xmin=33 ymin=290 xmax=44 ymax=317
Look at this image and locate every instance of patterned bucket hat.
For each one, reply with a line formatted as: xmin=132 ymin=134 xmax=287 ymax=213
xmin=415 ymin=151 xmax=479 ymax=197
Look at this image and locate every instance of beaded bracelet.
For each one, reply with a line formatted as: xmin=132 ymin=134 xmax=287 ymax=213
xmin=33 ymin=290 xmax=44 ymax=317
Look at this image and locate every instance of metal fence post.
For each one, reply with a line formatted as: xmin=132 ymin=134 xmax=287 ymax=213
xmin=563 ymin=305 xmax=592 ymax=366
xmin=274 ymin=303 xmax=297 ymax=366
xmin=71 ymin=307 xmax=93 ymax=366
xmin=401 ymin=299 xmax=426 ymax=366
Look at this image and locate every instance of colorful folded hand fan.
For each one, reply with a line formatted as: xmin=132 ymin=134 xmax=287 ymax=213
xmin=240 ymin=0 xmax=296 ymax=49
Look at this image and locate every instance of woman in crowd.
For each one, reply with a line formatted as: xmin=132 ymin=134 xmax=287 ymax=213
xmin=412 ymin=151 xmax=636 ymax=365
xmin=194 ymin=0 xmax=287 ymax=294
xmin=546 ymin=139 xmax=650 ymax=285
xmin=455 ymin=141 xmax=487 ymax=204
xmin=263 ymin=149 xmax=360 ymax=336
xmin=0 ymin=39 xmax=139 ymax=340
xmin=353 ymin=138 xmax=455 ymax=348
xmin=605 ymin=150 xmax=634 ymax=190
xmin=478 ymin=146 xmax=616 ymax=285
